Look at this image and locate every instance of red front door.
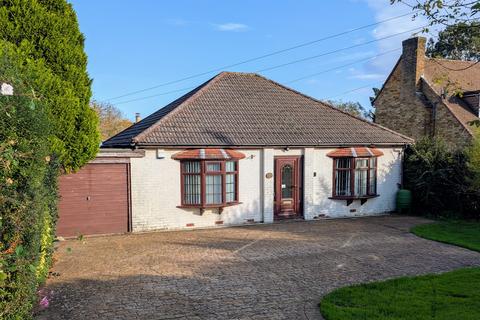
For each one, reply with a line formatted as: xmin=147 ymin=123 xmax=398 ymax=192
xmin=274 ymin=156 xmax=302 ymax=219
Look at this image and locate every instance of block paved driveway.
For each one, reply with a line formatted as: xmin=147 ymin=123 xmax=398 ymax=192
xmin=37 ymin=216 xmax=480 ymax=320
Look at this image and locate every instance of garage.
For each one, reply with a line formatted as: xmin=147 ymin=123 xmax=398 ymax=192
xmin=56 ymin=149 xmax=144 ymax=237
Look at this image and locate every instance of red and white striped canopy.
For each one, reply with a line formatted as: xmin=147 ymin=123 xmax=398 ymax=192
xmin=172 ymin=148 xmax=246 ymax=160
xmin=327 ymin=147 xmax=383 ymax=158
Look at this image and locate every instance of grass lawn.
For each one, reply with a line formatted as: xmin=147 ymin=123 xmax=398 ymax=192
xmin=411 ymin=220 xmax=480 ymax=252
xmin=320 ymin=220 xmax=480 ymax=320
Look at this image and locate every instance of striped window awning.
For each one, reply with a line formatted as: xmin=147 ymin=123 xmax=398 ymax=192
xmin=327 ymin=147 xmax=383 ymax=158
xmin=172 ymin=148 xmax=246 ymax=160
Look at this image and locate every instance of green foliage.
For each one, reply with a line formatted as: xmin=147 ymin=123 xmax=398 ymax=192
xmin=369 ymin=87 xmax=380 ymax=105
xmin=466 ymin=129 xmax=480 ymax=189
xmin=0 ymin=0 xmax=99 ymax=172
xmin=426 ymin=22 xmax=480 ymax=61
xmin=391 ymin=0 xmax=480 ymax=28
xmin=403 ymin=137 xmax=478 ymax=218
xmin=412 ymin=220 xmax=480 ymax=252
xmin=320 ymin=267 xmax=480 ymax=320
xmin=327 ymin=100 xmax=373 ymax=121
xmin=0 ymin=51 xmax=58 ymax=319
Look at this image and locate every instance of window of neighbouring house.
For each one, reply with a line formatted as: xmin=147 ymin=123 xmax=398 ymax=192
xmin=333 ymin=157 xmax=378 ymax=198
xmin=180 ymin=160 xmax=239 ymax=207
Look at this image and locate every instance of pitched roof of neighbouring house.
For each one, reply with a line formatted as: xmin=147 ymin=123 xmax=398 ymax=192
xmin=102 ymin=72 xmax=412 ymax=148
xmin=424 ymin=58 xmax=480 ymax=93
xmin=375 ymin=54 xmax=480 ymax=134
xmin=423 ymin=59 xmax=480 ymax=134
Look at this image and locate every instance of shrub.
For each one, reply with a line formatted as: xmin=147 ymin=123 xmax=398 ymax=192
xmin=404 ymin=137 xmax=480 ymax=219
xmin=0 ymin=51 xmax=58 ymax=319
xmin=0 ymin=0 xmax=99 ymax=172
xmin=466 ymin=130 xmax=480 ymax=189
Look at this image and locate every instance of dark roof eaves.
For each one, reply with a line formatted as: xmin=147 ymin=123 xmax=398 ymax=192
xmin=134 ymin=142 xmax=411 ymax=148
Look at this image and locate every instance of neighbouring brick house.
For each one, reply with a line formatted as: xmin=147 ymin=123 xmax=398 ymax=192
xmin=374 ymin=37 xmax=480 ymax=148
xmin=57 ymin=72 xmax=412 ymax=236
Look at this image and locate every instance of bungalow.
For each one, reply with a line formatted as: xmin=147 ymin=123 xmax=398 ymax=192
xmin=57 ymin=72 xmax=412 ymax=236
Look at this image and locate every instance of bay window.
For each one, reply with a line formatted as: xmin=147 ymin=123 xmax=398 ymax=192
xmin=180 ymin=160 xmax=239 ymax=208
xmin=333 ymin=157 xmax=378 ymax=198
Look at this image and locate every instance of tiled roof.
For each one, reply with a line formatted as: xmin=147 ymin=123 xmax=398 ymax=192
xmin=327 ymin=147 xmax=384 ymax=158
xmin=424 ymin=58 xmax=480 ymax=93
xmin=423 ymin=58 xmax=480 ymax=133
xmin=443 ymin=97 xmax=478 ymax=135
xmin=171 ymin=149 xmax=246 ymax=160
xmin=102 ymin=72 xmax=412 ymax=148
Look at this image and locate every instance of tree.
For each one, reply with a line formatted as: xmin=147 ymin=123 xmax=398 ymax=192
xmin=368 ymin=87 xmax=381 ymax=122
xmin=369 ymin=87 xmax=381 ymax=105
xmin=91 ymin=101 xmax=133 ymax=141
xmin=0 ymin=0 xmax=99 ymax=172
xmin=327 ymin=100 xmax=373 ymax=121
xmin=426 ymin=21 xmax=480 ymax=61
xmin=0 ymin=50 xmax=59 ymax=320
xmin=391 ymin=0 xmax=480 ymax=28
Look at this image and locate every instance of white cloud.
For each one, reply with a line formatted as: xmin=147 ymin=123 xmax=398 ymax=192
xmin=214 ymin=23 xmax=249 ymax=32
xmin=363 ymin=0 xmax=428 ymax=72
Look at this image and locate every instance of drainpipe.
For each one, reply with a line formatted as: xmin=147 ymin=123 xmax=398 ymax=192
xmin=431 ymin=102 xmax=437 ymax=138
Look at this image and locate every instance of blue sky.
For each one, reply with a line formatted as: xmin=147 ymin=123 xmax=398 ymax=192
xmin=70 ymin=0 xmax=427 ymax=121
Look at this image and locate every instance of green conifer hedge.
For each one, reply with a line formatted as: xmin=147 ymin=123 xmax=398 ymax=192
xmin=0 ymin=49 xmax=59 ymax=319
xmin=0 ymin=0 xmax=99 ymax=172
xmin=0 ymin=1 xmax=98 ymax=318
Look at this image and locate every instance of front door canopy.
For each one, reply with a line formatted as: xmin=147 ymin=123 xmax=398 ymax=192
xmin=172 ymin=148 xmax=246 ymax=160
xmin=327 ymin=147 xmax=383 ymax=158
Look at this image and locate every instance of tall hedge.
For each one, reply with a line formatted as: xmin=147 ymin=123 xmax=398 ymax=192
xmin=404 ymin=137 xmax=480 ymax=219
xmin=0 ymin=50 xmax=58 ymax=319
xmin=0 ymin=0 xmax=99 ymax=172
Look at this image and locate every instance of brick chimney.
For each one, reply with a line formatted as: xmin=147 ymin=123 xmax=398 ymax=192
xmin=401 ymin=37 xmax=426 ymax=96
xmin=135 ymin=112 xmax=141 ymax=123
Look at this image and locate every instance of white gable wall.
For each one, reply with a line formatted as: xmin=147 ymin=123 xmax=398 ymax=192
xmin=130 ymin=147 xmax=403 ymax=232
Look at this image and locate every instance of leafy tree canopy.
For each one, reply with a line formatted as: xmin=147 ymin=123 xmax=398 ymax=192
xmin=91 ymin=101 xmax=133 ymax=141
xmin=391 ymin=0 xmax=480 ymax=28
xmin=426 ymin=21 xmax=480 ymax=61
xmin=326 ymin=100 xmax=373 ymax=121
xmin=0 ymin=0 xmax=99 ymax=172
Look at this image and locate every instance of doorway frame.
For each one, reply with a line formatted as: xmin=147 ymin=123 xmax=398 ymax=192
xmin=273 ymin=155 xmax=303 ymax=220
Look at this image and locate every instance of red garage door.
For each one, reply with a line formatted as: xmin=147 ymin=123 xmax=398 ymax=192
xmin=57 ymin=163 xmax=130 ymax=237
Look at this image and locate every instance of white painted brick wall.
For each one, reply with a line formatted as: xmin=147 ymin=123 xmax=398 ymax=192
xmin=262 ymin=149 xmax=274 ymax=223
xmin=303 ymin=148 xmax=315 ymax=220
xmin=129 ymin=147 xmax=403 ymax=231
xmin=311 ymin=147 xmax=402 ymax=218
xmin=130 ymin=149 xmax=262 ymax=232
